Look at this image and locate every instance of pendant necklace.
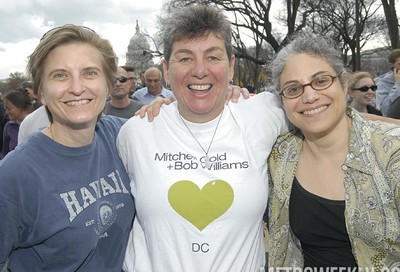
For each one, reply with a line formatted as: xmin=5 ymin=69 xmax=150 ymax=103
xmin=179 ymin=112 xmax=223 ymax=169
xmin=48 ymin=124 xmax=55 ymax=141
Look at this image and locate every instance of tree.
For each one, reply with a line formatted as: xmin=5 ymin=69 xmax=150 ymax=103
xmin=165 ymin=0 xmax=315 ymax=53
xmin=381 ymin=0 xmax=400 ymax=49
xmin=1 ymin=72 xmax=27 ymax=93
xmin=164 ymin=0 xmax=314 ymax=88
xmin=305 ymin=0 xmax=386 ymax=71
xmin=163 ymin=0 xmax=394 ymax=82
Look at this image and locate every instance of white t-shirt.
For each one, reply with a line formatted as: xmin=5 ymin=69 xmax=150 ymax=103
xmin=18 ymin=106 xmax=49 ymax=144
xmin=117 ymin=92 xmax=287 ymax=272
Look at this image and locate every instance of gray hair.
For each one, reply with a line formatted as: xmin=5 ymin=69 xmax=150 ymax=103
xmin=158 ymin=5 xmax=232 ymax=64
xmin=271 ymin=32 xmax=346 ymax=92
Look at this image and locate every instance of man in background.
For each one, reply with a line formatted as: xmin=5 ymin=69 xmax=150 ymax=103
xmin=375 ymin=49 xmax=400 ymax=116
xmin=135 ymin=70 xmax=146 ymax=91
xmin=104 ymin=66 xmax=144 ymax=118
xmin=122 ymin=65 xmax=138 ymax=96
xmin=132 ymin=67 xmax=174 ymax=104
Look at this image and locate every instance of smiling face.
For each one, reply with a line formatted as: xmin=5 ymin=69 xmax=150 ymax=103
xmin=280 ymin=53 xmax=348 ymax=138
xmin=163 ymin=32 xmax=235 ymax=123
xmin=349 ymin=76 xmax=376 ymax=107
xmin=40 ymin=42 xmax=109 ymax=129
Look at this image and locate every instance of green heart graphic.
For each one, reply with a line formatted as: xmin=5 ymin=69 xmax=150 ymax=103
xmin=168 ymin=180 xmax=234 ymax=231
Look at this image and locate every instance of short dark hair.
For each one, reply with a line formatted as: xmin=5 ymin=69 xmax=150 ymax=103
xmin=20 ymin=81 xmax=33 ymax=90
xmin=3 ymin=89 xmax=34 ymax=113
xmin=388 ymin=49 xmax=400 ymax=64
xmin=121 ymin=65 xmax=135 ymax=72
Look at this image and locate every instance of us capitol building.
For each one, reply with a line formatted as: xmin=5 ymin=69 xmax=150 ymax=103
xmin=125 ymin=20 xmax=154 ymax=73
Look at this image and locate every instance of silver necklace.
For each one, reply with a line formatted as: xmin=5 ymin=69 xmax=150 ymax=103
xmin=179 ymin=112 xmax=223 ymax=168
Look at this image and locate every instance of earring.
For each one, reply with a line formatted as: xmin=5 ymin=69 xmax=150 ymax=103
xmin=229 ymin=79 xmax=233 ymax=85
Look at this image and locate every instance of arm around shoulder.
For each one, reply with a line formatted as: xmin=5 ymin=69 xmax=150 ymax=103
xmin=362 ymin=113 xmax=400 ymax=125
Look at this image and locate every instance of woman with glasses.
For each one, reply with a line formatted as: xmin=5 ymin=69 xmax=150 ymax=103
xmin=2 ymin=90 xmax=33 ymax=157
xmin=267 ymin=32 xmax=400 ymax=269
xmin=0 ymin=25 xmax=135 ymax=271
xmin=348 ymin=71 xmax=382 ymax=116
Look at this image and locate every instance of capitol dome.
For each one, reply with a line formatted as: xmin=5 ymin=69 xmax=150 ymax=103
xmin=126 ymin=20 xmax=154 ymax=72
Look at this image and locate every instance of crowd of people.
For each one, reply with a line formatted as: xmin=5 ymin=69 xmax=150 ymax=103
xmin=0 ymin=4 xmax=399 ymax=272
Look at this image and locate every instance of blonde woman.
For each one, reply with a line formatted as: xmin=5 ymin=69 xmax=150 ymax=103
xmin=0 ymin=25 xmax=135 ymax=271
xmin=348 ymin=71 xmax=382 ymax=115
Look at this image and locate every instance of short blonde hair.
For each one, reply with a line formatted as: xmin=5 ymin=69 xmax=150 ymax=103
xmin=348 ymin=71 xmax=374 ymax=90
xmin=27 ymin=24 xmax=118 ymax=100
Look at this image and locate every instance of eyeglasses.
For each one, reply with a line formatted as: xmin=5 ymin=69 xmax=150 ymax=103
xmin=5 ymin=105 xmax=16 ymax=112
xmin=40 ymin=25 xmax=96 ymax=41
xmin=114 ymin=76 xmax=129 ymax=83
xmin=280 ymin=73 xmax=341 ymax=99
xmin=352 ymin=85 xmax=377 ymax=92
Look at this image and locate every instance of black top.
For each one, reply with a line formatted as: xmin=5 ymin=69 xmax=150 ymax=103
xmin=366 ymin=105 xmax=382 ymax=116
xmin=386 ymin=97 xmax=400 ymax=119
xmin=289 ymin=177 xmax=358 ymax=268
xmin=0 ymin=102 xmax=6 ymax=156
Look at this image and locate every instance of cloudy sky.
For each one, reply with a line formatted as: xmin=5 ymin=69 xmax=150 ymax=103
xmin=0 ymin=0 xmax=166 ymax=79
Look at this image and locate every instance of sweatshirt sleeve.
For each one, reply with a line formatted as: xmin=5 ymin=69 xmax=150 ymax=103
xmin=0 ymin=159 xmax=21 ymax=270
xmin=376 ymin=72 xmax=400 ymax=115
